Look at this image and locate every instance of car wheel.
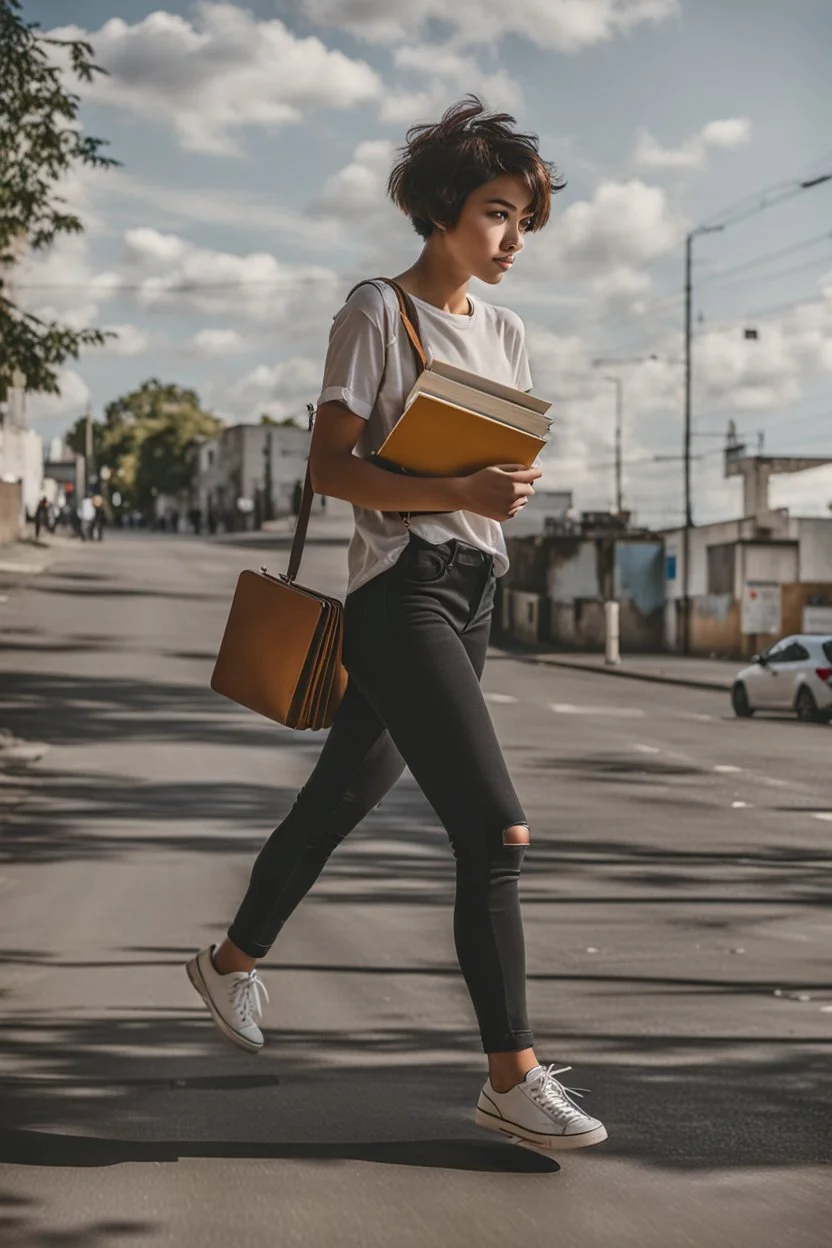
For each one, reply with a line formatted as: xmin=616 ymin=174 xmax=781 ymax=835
xmin=795 ymin=686 xmax=823 ymax=723
xmin=731 ymin=682 xmax=754 ymax=718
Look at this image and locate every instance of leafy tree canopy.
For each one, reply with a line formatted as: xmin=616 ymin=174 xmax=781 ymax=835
xmin=66 ymin=380 xmax=223 ymax=510
xmin=0 ymin=0 xmax=118 ymax=398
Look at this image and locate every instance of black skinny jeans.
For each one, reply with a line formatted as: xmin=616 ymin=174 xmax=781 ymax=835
xmin=228 ymin=533 xmax=533 ymax=1054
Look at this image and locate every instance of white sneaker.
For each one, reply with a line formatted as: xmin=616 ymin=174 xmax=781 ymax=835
xmin=186 ymin=945 xmax=269 ymax=1053
xmin=475 ymin=1064 xmax=608 ymax=1152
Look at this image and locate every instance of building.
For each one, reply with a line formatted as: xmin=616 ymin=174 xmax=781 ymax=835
xmin=663 ymin=426 xmax=832 ymax=657
xmin=498 ymin=511 xmax=665 ymax=651
xmin=0 ymin=379 xmax=44 ymax=543
xmin=194 ymin=423 xmax=311 ymax=532
xmin=663 ymin=511 xmax=832 ymax=657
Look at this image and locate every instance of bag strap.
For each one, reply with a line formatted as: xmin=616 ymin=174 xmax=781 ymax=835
xmin=285 ymin=278 xmax=428 ymax=582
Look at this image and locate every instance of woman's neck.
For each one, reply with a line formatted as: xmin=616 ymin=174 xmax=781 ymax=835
xmin=393 ymin=244 xmax=471 ymax=316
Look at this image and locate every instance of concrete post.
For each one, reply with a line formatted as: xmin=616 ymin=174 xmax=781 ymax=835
xmin=604 ymin=600 xmax=621 ymax=666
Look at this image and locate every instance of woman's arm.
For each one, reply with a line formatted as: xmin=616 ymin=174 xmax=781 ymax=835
xmin=309 ymin=400 xmax=540 ymax=521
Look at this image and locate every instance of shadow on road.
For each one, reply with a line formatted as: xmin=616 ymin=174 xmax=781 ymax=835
xmin=0 ymin=1011 xmax=828 ymax=1174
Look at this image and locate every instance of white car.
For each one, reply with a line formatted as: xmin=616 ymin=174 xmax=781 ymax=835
xmin=731 ymin=634 xmax=832 ymax=723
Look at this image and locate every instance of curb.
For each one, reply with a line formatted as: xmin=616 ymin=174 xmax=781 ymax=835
xmin=508 ymin=651 xmax=732 ymax=693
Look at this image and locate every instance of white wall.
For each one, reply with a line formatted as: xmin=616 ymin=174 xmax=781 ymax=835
xmin=0 ymin=424 xmax=43 ymax=515
xmin=547 ymin=543 xmax=597 ymax=602
xmin=797 ymin=518 xmax=832 ymax=580
xmin=741 ymin=543 xmax=798 ymax=585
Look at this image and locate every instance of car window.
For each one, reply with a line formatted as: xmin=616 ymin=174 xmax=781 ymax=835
xmin=764 ymin=640 xmax=791 ymax=662
xmin=823 ymin=641 xmax=832 ymax=664
xmin=790 ymin=643 xmax=810 ymax=662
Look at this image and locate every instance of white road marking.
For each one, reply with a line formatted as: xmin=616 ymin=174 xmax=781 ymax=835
xmin=549 ymin=703 xmax=646 ymax=719
xmin=812 ymin=813 xmax=832 ymax=823
xmin=714 ymin=764 xmax=742 ymax=774
xmin=678 ymin=712 xmax=714 ymax=722
xmin=732 ymin=801 xmax=752 ymax=809
xmin=0 ymin=561 xmax=45 ymax=575
xmin=484 ymin=693 xmax=518 ymax=704
xmin=633 ymin=744 xmax=661 ymax=754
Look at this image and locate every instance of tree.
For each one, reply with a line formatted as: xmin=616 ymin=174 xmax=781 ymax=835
xmin=0 ymin=0 xmax=118 ymax=399
xmin=259 ymin=413 xmax=302 ymax=427
xmin=67 ymin=380 xmax=223 ymax=511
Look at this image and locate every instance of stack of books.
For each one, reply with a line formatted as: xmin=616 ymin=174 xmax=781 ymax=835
xmin=373 ymin=360 xmax=552 ymax=476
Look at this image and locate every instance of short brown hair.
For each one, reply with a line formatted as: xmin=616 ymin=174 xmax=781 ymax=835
xmin=388 ymin=95 xmax=565 ymax=240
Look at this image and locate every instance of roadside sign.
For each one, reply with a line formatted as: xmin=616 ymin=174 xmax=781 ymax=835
xmin=803 ymin=605 xmax=832 ymax=634
xmin=741 ymin=581 xmax=781 ymax=635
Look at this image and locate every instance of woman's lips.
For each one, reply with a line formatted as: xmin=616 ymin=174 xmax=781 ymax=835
xmin=494 ymin=258 xmax=514 ymax=271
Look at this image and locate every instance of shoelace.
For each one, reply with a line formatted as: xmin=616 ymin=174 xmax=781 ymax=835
xmin=229 ymin=971 xmax=269 ymax=1025
xmin=527 ymin=1065 xmax=592 ymax=1125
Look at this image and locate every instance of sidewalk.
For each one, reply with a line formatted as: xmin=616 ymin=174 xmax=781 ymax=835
xmin=0 ymin=533 xmax=75 ymax=592
xmin=509 ymin=647 xmax=738 ymax=691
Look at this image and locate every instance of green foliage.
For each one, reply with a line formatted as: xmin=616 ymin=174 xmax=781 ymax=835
xmin=0 ymin=0 xmax=119 ymax=397
xmin=67 ymin=380 xmax=223 ymax=511
xmin=259 ymin=413 xmax=301 ymax=426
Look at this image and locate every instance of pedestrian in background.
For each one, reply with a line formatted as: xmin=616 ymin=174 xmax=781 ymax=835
xmin=34 ymin=496 xmax=50 ymax=541
xmin=188 ymin=97 xmax=607 ymax=1156
xmin=79 ymin=495 xmax=96 ymax=541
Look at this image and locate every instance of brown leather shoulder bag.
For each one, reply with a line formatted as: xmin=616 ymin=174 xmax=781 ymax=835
xmin=210 ymin=278 xmax=425 ymax=730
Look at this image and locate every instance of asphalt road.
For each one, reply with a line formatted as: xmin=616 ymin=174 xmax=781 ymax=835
xmin=0 ymin=515 xmax=830 ymax=1248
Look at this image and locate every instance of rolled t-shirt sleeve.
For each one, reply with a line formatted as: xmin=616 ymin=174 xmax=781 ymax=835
xmin=316 ymin=291 xmax=387 ymax=421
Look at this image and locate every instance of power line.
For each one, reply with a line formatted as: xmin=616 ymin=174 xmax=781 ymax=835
xmin=697 ymin=231 xmax=832 ymax=288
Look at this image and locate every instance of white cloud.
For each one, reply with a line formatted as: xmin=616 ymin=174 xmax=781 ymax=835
xmin=14 ymin=233 xmax=120 ymax=331
xmin=525 ymin=179 xmax=686 ymax=308
xmin=315 ymin=140 xmax=395 ymax=219
xmin=50 ymin=4 xmax=382 ymax=154
xmin=311 ymin=141 xmax=418 ymax=264
xmin=96 ymin=324 xmax=153 ymax=356
xmin=102 ymin=169 xmax=342 ymax=248
xmin=216 ymin=357 xmax=323 ymax=420
xmin=380 ymin=46 xmax=523 ymax=124
xmin=191 ymin=328 xmax=249 ymax=356
xmin=635 ymin=117 xmax=751 ymax=170
xmin=119 ymin=227 xmax=342 ymax=326
xmin=26 ymin=370 xmax=91 ymax=434
xmin=299 ymin=0 xmax=678 ymax=51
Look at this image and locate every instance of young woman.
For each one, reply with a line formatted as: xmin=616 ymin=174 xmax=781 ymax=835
xmin=188 ymin=97 xmax=607 ymax=1154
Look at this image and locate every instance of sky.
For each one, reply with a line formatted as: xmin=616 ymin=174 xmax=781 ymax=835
xmin=15 ymin=0 xmax=832 ymax=527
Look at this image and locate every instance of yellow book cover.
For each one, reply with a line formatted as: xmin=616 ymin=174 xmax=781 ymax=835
xmin=376 ymin=394 xmax=545 ymax=477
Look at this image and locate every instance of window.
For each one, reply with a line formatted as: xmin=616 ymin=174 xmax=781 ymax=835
xmin=823 ymin=641 xmax=832 ymax=664
xmin=707 ymin=543 xmax=735 ymax=595
xmin=763 ymin=639 xmax=791 ymax=663
xmin=768 ymin=641 xmax=809 ymax=664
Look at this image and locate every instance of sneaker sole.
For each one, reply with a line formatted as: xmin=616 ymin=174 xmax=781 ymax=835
xmin=185 ymin=956 xmax=263 ymax=1054
xmin=474 ymin=1106 xmax=607 ymax=1152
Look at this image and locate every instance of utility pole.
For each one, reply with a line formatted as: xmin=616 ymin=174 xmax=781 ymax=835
xmin=679 ymin=169 xmax=831 ymax=654
xmin=682 ymin=231 xmax=693 ymax=657
xmin=84 ymin=404 xmax=94 ymax=496
xmin=262 ymin=430 xmax=273 ymax=523
xmin=611 ymin=377 xmax=623 ymax=514
xmin=588 ymin=365 xmax=625 ymax=514
xmin=681 ymin=225 xmax=722 ymax=654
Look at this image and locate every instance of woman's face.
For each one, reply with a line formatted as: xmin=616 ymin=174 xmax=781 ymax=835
xmin=442 ymin=174 xmax=535 ymax=285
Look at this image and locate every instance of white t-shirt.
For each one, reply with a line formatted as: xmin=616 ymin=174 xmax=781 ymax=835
xmin=316 ymin=281 xmax=533 ymax=595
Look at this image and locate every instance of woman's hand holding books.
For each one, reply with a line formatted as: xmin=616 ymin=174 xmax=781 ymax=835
xmin=455 ymin=463 xmax=542 ymax=522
